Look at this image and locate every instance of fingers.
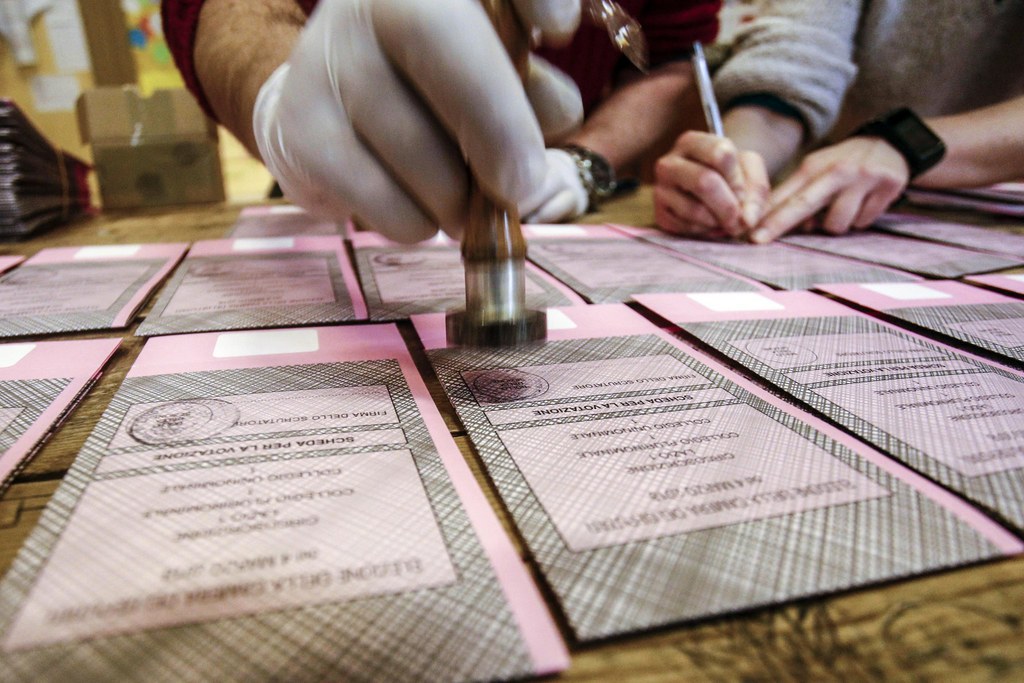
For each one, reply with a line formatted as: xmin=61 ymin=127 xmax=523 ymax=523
xmin=524 ymin=190 xmax=584 ymax=223
xmin=752 ymin=169 xmax=844 ymax=243
xmin=653 ymin=183 xmax=726 ymax=238
xmin=262 ymin=62 xmax=441 ymax=242
xmin=524 ymin=55 xmax=583 ymax=144
xmin=655 ymin=156 xmax=742 ymax=236
xmin=519 ymin=149 xmax=588 ymax=223
xmin=675 ymin=131 xmax=748 ymax=201
xmin=657 ymin=132 xmax=772 ymax=238
xmin=322 ymin=15 xmax=470 ymax=232
xmin=753 ymin=165 xmax=906 ymax=244
xmin=373 ymin=0 xmax=548 ymax=209
xmin=822 ymin=164 xmax=903 ymax=234
xmin=821 ymin=186 xmax=867 ymax=235
xmin=853 ymin=176 xmax=904 ymax=229
xmin=752 ymin=137 xmax=911 ymax=243
xmin=737 ymin=151 xmax=770 ymax=228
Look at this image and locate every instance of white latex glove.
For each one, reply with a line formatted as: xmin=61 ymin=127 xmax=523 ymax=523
xmin=253 ymin=0 xmax=583 ymax=243
xmin=520 ymin=148 xmax=589 ymax=223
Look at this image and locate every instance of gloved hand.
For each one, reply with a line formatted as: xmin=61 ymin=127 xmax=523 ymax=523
xmin=520 ymin=148 xmax=589 ymax=223
xmin=253 ymin=0 xmax=583 ymax=243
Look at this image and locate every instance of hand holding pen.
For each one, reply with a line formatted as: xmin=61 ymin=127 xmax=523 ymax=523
xmin=653 ymin=41 xmax=770 ymax=240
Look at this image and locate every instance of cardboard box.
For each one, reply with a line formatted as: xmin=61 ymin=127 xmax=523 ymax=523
xmin=77 ymin=87 xmax=225 ymax=208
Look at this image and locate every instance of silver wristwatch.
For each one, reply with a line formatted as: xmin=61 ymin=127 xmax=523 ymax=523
xmin=559 ymin=144 xmax=617 ymax=210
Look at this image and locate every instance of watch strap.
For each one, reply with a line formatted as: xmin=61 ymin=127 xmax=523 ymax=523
xmin=558 ymin=144 xmax=617 ymax=210
xmin=852 ymin=107 xmax=946 ymax=179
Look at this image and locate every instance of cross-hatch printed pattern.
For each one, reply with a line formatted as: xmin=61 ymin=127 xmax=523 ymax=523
xmin=642 ymin=235 xmax=917 ymax=290
xmin=526 ymin=239 xmax=760 ymax=303
xmin=354 ymin=245 xmax=575 ymax=320
xmin=0 ymin=361 xmax=533 ymax=683
xmin=887 ymin=302 xmax=1024 ymax=364
xmin=0 ymin=261 xmax=165 ymax=337
xmin=681 ymin=315 xmax=1024 ymax=531
xmin=782 ymin=232 xmax=1022 ymax=278
xmin=877 ymin=220 xmax=1024 ymax=259
xmin=429 ymin=334 xmax=1001 ymax=641
xmin=136 ymin=253 xmax=359 ymax=336
xmin=0 ymin=377 xmax=72 ymax=490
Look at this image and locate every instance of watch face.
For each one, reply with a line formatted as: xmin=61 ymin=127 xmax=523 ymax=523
xmin=891 ymin=110 xmax=943 ymax=154
xmin=564 ymin=145 xmax=617 ymax=202
xmin=868 ymin=107 xmax=946 ymax=178
xmin=587 ymin=153 xmax=616 ymax=198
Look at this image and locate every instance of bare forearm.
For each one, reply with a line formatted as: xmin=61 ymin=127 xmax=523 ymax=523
xmin=917 ymin=95 xmax=1024 ymax=188
xmin=722 ymin=105 xmax=803 ymax=178
xmin=568 ymin=61 xmax=694 ymax=174
xmin=194 ymin=0 xmax=306 ymax=155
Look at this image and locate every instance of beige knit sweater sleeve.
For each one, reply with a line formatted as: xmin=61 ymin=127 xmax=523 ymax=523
xmin=713 ymin=0 xmax=862 ymax=142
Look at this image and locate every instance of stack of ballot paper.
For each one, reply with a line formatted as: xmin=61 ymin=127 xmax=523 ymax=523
xmin=0 ymin=99 xmax=92 ymax=240
xmin=904 ymin=182 xmax=1024 ymax=217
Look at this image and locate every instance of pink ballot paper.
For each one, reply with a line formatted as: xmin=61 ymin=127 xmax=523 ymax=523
xmin=966 ymin=273 xmax=1024 ymax=298
xmin=412 ymin=305 xmax=1020 ymax=641
xmin=0 ymin=244 xmax=187 ymax=337
xmin=228 ymin=205 xmax=343 ymax=238
xmin=616 ymin=224 xmax=919 ymax=290
xmin=818 ymin=281 xmax=1024 ymax=367
xmin=0 ymin=326 xmax=568 ymax=681
xmin=351 ymin=231 xmax=584 ymax=320
xmin=136 ymin=236 xmax=367 ymax=336
xmin=635 ymin=290 xmax=1024 ymax=532
xmin=782 ymin=230 xmax=1023 ymax=278
xmin=522 ymin=223 xmax=764 ymax=303
xmin=0 ymin=338 xmax=119 ymax=492
xmin=875 ymin=213 xmax=1024 ymax=259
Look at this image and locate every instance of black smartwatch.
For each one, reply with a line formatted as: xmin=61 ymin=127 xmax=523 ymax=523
xmin=559 ymin=144 xmax=617 ymax=210
xmin=852 ymin=107 xmax=946 ymax=178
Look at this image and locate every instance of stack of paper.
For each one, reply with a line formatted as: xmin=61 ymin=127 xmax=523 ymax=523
xmin=874 ymin=213 xmax=1024 ymax=259
xmin=903 ymin=183 xmax=1024 ymax=217
xmin=0 ymin=99 xmax=92 ymax=239
xmin=783 ymin=230 xmax=1022 ymax=278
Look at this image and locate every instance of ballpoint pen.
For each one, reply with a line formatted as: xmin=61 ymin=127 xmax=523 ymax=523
xmin=691 ymin=41 xmax=723 ymax=136
xmin=692 ymin=40 xmax=767 ymax=232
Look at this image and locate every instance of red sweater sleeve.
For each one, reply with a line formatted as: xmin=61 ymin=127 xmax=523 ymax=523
xmin=163 ymin=0 xmax=720 ymax=119
xmin=161 ymin=0 xmax=317 ymax=119
xmin=539 ymin=0 xmax=721 ymax=113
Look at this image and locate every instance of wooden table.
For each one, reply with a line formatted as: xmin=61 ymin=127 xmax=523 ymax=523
xmin=2 ymin=190 xmax=1023 ymax=681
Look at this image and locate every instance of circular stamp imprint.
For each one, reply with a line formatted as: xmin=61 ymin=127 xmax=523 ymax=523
xmin=129 ymin=399 xmax=240 ymax=445
xmin=371 ymin=252 xmax=426 ymax=268
xmin=739 ymin=339 xmax=819 ymax=366
xmin=469 ymin=369 xmax=550 ymax=404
